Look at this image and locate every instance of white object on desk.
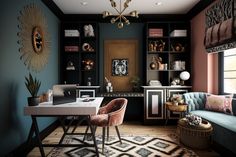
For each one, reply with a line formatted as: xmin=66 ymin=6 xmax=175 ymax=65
xmin=24 ymin=97 xmax=104 ymax=116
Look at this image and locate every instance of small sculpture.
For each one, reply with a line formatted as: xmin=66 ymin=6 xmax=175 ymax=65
xmin=105 ymin=77 xmax=113 ymax=92
xmin=66 ymin=61 xmax=75 ymax=70
xmin=82 ymin=59 xmax=94 ymax=70
xmin=82 ymin=43 xmax=94 ymax=52
xmin=84 ymin=24 xmax=95 ymax=37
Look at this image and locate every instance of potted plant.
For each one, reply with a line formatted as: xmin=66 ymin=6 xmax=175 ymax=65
xmin=130 ymin=76 xmax=141 ymax=92
xmin=25 ymin=73 xmax=41 ymax=106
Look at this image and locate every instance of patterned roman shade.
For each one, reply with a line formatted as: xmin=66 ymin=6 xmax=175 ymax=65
xmin=204 ymin=0 xmax=236 ymax=53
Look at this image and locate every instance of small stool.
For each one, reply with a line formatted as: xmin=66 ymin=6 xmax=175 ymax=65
xmin=177 ymin=118 xmax=213 ymax=149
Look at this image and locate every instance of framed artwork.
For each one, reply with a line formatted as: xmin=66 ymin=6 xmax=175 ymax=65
xmin=112 ymin=59 xmax=128 ymax=76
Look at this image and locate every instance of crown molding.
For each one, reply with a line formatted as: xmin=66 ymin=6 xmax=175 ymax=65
xmin=41 ymin=0 xmax=64 ymax=19
xmin=186 ymin=0 xmax=215 ymax=20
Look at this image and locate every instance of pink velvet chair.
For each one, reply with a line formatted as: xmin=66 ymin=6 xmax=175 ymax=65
xmin=87 ymin=98 xmax=128 ymax=153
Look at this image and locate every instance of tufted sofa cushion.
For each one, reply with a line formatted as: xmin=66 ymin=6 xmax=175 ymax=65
xmin=183 ymin=92 xmax=207 ymax=112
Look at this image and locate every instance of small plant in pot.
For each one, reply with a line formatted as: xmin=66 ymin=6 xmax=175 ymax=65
xmin=25 ymin=73 xmax=41 ymax=106
xmin=130 ymin=76 xmax=141 ymax=92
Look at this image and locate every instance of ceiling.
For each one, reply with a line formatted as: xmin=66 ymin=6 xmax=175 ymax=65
xmin=52 ymin=0 xmax=201 ymax=15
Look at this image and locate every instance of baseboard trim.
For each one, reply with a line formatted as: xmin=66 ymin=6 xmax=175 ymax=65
xmin=6 ymin=119 xmax=59 ymax=157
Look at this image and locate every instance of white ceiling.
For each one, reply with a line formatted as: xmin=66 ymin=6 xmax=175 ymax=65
xmin=53 ymin=0 xmax=200 ymax=14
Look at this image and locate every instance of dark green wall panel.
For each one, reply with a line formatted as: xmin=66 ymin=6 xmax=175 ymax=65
xmin=0 ymin=0 xmax=59 ymax=156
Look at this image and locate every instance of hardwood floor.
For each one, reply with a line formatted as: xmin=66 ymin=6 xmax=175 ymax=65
xmin=27 ymin=121 xmax=221 ymax=157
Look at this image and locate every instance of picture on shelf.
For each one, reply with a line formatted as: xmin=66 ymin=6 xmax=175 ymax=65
xmin=112 ymin=59 xmax=128 ymax=76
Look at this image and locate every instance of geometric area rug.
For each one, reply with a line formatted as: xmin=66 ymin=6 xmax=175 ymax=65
xmin=47 ymin=135 xmax=199 ymax=157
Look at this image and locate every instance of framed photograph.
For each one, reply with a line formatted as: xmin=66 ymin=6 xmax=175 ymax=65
xmin=112 ymin=59 xmax=128 ymax=76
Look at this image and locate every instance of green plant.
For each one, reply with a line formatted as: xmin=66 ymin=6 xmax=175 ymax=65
xmin=130 ymin=76 xmax=141 ymax=92
xmin=130 ymin=76 xmax=140 ymax=86
xmin=25 ymin=73 xmax=41 ymax=97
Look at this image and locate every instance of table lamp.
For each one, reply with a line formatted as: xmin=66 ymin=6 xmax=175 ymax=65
xmin=179 ymin=71 xmax=190 ymax=85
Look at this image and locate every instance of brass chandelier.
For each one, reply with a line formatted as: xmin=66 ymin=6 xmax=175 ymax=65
xmin=103 ymin=0 xmax=139 ymax=29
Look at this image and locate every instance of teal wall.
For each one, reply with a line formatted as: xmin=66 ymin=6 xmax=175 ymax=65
xmin=99 ymin=23 xmax=145 ymax=89
xmin=0 ymin=0 xmax=59 ymax=156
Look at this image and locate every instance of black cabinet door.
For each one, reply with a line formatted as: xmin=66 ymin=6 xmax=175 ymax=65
xmin=144 ymin=89 xmax=165 ymax=122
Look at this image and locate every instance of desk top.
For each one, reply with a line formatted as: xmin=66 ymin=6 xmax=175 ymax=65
xmin=24 ymin=97 xmax=104 ymax=116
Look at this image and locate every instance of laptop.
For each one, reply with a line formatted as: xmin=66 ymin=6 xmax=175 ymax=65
xmin=53 ymin=84 xmax=77 ymax=105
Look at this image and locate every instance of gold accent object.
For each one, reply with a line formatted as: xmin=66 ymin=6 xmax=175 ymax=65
xmin=18 ymin=3 xmax=50 ymax=72
xmin=103 ymin=0 xmax=138 ymax=29
xmin=166 ymin=102 xmax=187 ymax=112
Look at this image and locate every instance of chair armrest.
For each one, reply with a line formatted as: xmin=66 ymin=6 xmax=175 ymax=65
xmin=108 ymin=105 xmax=126 ymax=126
xmin=98 ymin=105 xmax=108 ymax=114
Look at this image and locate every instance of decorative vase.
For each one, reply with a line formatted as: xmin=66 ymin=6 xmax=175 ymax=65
xmin=28 ymin=97 xmax=40 ymax=106
xmin=150 ymin=56 xmax=157 ymax=70
xmin=150 ymin=62 xmax=156 ymax=69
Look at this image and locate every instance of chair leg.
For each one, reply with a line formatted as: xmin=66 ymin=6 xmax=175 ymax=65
xmin=107 ymin=126 xmax=109 ymax=141
xmin=83 ymin=126 xmax=89 ymax=141
xmin=102 ymin=127 xmax=106 ymax=154
xmin=115 ymin=126 xmax=122 ymax=144
xmin=83 ymin=125 xmax=97 ymax=141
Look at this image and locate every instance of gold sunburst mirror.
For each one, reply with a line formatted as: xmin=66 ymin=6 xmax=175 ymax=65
xmin=18 ymin=3 xmax=50 ymax=72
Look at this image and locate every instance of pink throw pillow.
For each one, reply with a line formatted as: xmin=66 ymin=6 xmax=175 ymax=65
xmin=205 ymin=94 xmax=233 ymax=115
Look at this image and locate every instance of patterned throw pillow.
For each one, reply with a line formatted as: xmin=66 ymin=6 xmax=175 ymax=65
xmin=205 ymin=94 xmax=233 ymax=115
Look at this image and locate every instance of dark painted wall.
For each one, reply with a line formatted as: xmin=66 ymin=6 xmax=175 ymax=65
xmin=99 ymin=23 xmax=145 ymax=90
xmin=0 ymin=0 xmax=59 ymax=156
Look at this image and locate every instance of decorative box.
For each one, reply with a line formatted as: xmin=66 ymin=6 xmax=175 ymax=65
xmin=64 ymin=30 xmax=80 ymax=37
xmin=170 ymin=30 xmax=187 ymax=37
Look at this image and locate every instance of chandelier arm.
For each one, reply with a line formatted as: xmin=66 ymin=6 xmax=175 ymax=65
xmin=114 ymin=16 xmax=120 ymax=23
xmin=121 ymin=15 xmax=128 ymax=21
xmin=119 ymin=7 xmax=127 ymax=15
xmin=113 ymin=7 xmax=121 ymax=14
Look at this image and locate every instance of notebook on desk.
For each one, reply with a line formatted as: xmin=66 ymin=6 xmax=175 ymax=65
xmin=53 ymin=84 xmax=77 ymax=105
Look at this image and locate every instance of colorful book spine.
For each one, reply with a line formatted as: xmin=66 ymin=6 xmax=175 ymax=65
xmin=149 ymin=28 xmax=163 ymax=37
xmin=64 ymin=46 xmax=79 ymax=52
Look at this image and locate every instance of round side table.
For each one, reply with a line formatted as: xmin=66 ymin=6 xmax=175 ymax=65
xmin=165 ymin=102 xmax=187 ymax=125
xmin=177 ymin=118 xmax=213 ymax=149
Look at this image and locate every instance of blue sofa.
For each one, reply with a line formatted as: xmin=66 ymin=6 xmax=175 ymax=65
xmin=183 ymin=92 xmax=236 ymax=155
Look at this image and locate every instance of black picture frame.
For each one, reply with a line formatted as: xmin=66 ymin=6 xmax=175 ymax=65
xmin=112 ymin=59 xmax=128 ymax=76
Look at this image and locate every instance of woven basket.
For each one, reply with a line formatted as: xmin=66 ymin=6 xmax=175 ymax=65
xmin=166 ymin=102 xmax=187 ymax=112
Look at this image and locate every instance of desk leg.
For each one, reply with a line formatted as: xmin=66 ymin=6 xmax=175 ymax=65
xmin=59 ymin=116 xmax=74 ymax=144
xmin=27 ymin=123 xmax=34 ymax=144
xmin=87 ymin=116 xmax=99 ymax=157
xmin=31 ymin=116 xmax=45 ymax=157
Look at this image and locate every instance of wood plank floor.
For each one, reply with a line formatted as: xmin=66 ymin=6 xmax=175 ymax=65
xmin=27 ymin=121 xmax=221 ymax=157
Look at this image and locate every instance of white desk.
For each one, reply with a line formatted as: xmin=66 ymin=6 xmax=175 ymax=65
xmin=24 ymin=97 xmax=104 ymax=157
xmin=24 ymin=97 xmax=103 ymax=116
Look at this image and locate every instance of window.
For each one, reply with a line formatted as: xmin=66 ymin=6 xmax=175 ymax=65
xmin=221 ymin=48 xmax=236 ymax=94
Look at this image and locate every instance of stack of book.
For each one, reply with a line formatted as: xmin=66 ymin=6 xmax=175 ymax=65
xmin=64 ymin=46 xmax=79 ymax=52
xmin=170 ymin=30 xmax=187 ymax=37
xmin=64 ymin=30 xmax=80 ymax=37
xmin=149 ymin=28 xmax=163 ymax=37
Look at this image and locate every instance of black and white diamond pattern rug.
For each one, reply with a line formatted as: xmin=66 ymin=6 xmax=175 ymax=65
xmin=48 ymin=135 xmax=198 ymax=157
